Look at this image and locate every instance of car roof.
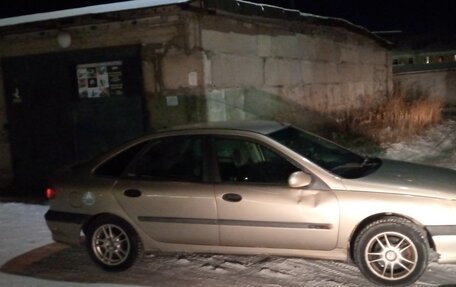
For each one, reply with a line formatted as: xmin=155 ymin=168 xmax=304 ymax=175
xmin=168 ymin=120 xmax=289 ymax=135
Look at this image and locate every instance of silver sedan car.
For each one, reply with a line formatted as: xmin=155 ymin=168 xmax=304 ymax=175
xmin=45 ymin=120 xmax=456 ymax=286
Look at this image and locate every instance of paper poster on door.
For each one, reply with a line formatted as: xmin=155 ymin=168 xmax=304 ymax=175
xmin=77 ymin=61 xmax=123 ymax=98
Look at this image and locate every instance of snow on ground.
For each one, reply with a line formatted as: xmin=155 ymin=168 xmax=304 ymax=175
xmin=2 ymin=120 xmax=456 ymax=286
xmin=383 ymin=119 xmax=456 ymax=169
xmin=0 ymin=203 xmax=137 ymax=287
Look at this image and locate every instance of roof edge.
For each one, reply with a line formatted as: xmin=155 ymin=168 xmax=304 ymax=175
xmin=205 ymin=0 xmax=393 ymax=49
xmin=0 ymin=0 xmax=191 ymax=28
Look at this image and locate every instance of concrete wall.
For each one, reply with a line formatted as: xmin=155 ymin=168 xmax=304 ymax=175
xmin=141 ymin=46 xmax=208 ymax=130
xmin=394 ymin=69 xmax=456 ymax=105
xmin=199 ymin=15 xmax=392 ymax=128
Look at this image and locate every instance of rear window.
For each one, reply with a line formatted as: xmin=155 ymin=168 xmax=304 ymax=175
xmin=95 ymin=141 xmax=148 ymax=177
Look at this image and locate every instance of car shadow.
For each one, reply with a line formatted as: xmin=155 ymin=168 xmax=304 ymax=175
xmin=1 ymin=243 xmax=159 ymax=286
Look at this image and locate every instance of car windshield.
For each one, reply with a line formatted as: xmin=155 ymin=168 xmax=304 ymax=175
xmin=268 ymin=126 xmax=381 ymax=179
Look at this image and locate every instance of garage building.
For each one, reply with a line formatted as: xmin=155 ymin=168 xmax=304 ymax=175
xmin=0 ymin=0 xmax=391 ymax=192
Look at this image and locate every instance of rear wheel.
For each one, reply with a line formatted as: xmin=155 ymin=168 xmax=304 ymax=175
xmin=85 ymin=216 xmax=142 ymax=271
xmin=354 ymin=217 xmax=429 ymax=286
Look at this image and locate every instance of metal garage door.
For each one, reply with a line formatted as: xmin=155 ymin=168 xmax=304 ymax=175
xmin=2 ymin=45 xmax=146 ymax=194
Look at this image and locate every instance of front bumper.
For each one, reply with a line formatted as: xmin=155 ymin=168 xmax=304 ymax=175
xmin=45 ymin=210 xmax=90 ymax=246
xmin=427 ymin=225 xmax=456 ymax=264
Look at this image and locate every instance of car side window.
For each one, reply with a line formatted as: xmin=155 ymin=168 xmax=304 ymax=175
xmin=215 ymin=138 xmax=300 ymax=184
xmin=95 ymin=141 xmax=149 ymax=178
xmin=133 ymin=136 xmax=203 ymax=182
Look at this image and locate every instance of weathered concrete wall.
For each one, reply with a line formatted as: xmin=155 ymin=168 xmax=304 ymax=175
xmin=394 ymin=70 xmax=456 ymax=105
xmin=141 ymin=45 xmax=208 ymax=130
xmin=2 ymin=23 xmax=176 ymax=58
xmin=199 ymin=15 xmax=392 ymax=127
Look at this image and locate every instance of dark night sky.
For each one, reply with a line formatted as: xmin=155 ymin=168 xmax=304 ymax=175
xmin=255 ymin=0 xmax=456 ymax=34
xmin=1 ymin=0 xmax=456 ymax=34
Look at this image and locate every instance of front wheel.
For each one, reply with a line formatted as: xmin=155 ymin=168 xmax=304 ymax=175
xmin=85 ymin=216 xmax=142 ymax=271
xmin=354 ymin=217 xmax=429 ymax=286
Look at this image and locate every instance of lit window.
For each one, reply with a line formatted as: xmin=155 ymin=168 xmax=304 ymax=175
xmin=426 ymin=56 xmax=430 ymax=64
xmin=438 ymin=56 xmax=444 ymax=63
xmin=454 ymin=55 xmax=456 ymax=61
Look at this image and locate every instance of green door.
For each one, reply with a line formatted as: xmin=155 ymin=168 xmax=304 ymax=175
xmin=2 ymin=46 xmax=146 ymax=194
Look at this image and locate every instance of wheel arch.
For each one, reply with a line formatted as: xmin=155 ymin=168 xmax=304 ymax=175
xmin=348 ymin=212 xmax=436 ymax=262
xmin=82 ymin=212 xmax=133 ymax=235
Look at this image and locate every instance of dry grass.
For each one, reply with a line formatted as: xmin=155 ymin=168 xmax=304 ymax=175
xmin=333 ymin=92 xmax=443 ymax=144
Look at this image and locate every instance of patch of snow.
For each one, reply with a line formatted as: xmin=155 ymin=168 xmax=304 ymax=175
xmin=0 ymin=202 xmax=140 ymax=287
xmin=176 ymin=257 xmax=191 ymax=264
xmin=0 ymin=203 xmax=52 ymax=266
xmin=220 ymin=260 xmax=248 ymax=270
xmin=384 ymin=120 xmax=456 ymax=170
xmin=200 ymin=263 xmax=228 ymax=274
xmin=258 ymin=267 xmax=291 ymax=279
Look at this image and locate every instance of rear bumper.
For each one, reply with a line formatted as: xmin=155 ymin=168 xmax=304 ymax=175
xmin=45 ymin=210 xmax=90 ymax=245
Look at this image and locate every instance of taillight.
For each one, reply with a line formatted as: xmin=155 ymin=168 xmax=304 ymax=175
xmin=46 ymin=188 xmax=56 ymax=199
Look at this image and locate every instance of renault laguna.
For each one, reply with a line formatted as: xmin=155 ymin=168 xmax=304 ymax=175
xmin=45 ymin=120 xmax=456 ymax=286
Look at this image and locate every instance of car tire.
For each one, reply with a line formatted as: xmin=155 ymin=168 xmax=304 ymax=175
xmin=353 ymin=216 xmax=429 ymax=286
xmin=85 ymin=215 xmax=142 ymax=271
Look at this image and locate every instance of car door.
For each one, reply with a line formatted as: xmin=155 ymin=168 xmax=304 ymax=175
xmin=213 ymin=136 xmax=340 ymax=251
xmin=112 ymin=135 xmax=219 ymax=245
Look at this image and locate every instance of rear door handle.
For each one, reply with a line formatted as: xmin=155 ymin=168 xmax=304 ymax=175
xmin=124 ymin=189 xmax=142 ymax=198
xmin=222 ymin=193 xmax=242 ymax=202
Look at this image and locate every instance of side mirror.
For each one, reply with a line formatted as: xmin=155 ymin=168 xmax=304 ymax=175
xmin=288 ymin=171 xmax=312 ymax=188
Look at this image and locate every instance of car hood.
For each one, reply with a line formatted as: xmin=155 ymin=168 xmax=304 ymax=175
xmin=342 ymin=159 xmax=456 ymax=200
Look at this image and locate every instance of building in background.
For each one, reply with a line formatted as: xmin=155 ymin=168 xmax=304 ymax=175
xmin=386 ymin=33 xmax=456 ymax=107
xmin=0 ymin=0 xmax=392 ymax=192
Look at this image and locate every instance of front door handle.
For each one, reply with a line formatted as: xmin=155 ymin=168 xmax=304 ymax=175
xmin=124 ymin=189 xmax=142 ymax=198
xmin=222 ymin=193 xmax=242 ymax=202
